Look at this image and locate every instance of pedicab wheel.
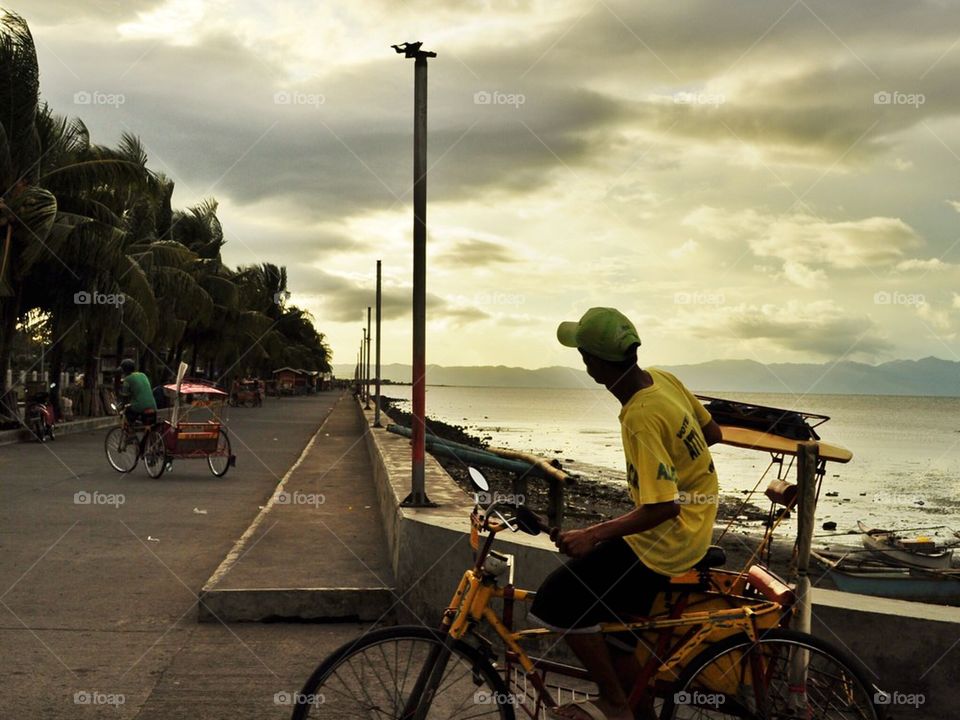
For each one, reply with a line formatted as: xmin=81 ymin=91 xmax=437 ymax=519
xmin=291 ymin=625 xmax=514 ymax=720
xmin=105 ymin=427 xmax=139 ymax=473
xmin=659 ymin=628 xmax=881 ymax=719
xmin=207 ymin=428 xmax=231 ymax=477
xmin=142 ymin=430 xmax=168 ymax=478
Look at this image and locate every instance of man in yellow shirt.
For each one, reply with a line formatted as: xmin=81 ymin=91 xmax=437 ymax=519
xmin=529 ymin=307 xmax=721 ymax=720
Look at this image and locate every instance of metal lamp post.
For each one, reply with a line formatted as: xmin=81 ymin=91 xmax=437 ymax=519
xmin=393 ymin=41 xmax=436 ymax=507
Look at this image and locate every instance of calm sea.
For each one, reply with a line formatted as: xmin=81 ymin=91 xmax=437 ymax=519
xmin=385 ymin=385 xmax=960 ymax=540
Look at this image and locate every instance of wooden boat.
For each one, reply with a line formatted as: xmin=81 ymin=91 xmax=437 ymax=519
xmin=857 ymin=521 xmax=954 ymax=570
xmin=812 ymin=549 xmax=960 ymax=606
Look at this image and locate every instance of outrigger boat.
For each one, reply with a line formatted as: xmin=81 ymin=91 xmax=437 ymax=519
xmin=857 ymin=521 xmax=955 ymax=570
xmin=812 ymin=549 xmax=960 ymax=606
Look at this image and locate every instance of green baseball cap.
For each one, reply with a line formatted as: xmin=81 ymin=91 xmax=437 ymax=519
xmin=557 ymin=307 xmax=641 ymax=362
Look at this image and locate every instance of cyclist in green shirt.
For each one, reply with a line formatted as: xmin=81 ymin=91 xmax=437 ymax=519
xmin=119 ymin=359 xmax=157 ymax=425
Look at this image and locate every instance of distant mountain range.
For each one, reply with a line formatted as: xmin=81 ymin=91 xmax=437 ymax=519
xmin=333 ymin=357 xmax=960 ymax=397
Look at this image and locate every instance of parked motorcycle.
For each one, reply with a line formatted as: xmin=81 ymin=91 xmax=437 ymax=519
xmin=25 ymin=383 xmax=56 ymax=442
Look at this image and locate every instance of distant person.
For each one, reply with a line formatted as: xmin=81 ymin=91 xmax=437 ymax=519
xmin=119 ymin=359 xmax=157 ymax=425
xmin=529 ymin=308 xmax=722 ymax=720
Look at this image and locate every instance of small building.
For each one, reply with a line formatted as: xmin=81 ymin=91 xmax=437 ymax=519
xmin=272 ymin=367 xmax=308 ymax=395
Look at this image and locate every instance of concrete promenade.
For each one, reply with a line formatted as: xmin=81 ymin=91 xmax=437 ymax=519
xmin=199 ymin=395 xmax=395 ymax=621
xmin=0 ymin=391 xmax=371 ymax=719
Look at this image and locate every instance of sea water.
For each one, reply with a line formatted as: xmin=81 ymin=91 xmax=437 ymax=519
xmin=384 ymin=385 xmax=960 ymax=540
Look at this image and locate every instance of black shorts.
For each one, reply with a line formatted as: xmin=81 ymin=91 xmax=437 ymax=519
xmin=124 ymin=407 xmax=156 ymax=426
xmin=528 ymin=538 xmax=670 ymax=633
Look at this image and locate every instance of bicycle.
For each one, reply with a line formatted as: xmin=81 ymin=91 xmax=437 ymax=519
xmin=292 ymin=469 xmax=883 ymax=719
xmin=104 ymin=403 xmax=166 ymax=477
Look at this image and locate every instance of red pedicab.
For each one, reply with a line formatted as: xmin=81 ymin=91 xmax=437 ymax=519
xmin=141 ymin=379 xmax=236 ymax=478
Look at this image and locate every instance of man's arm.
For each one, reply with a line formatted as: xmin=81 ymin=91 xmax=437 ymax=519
xmin=555 ymin=501 xmax=680 ymax=558
xmin=702 ymin=419 xmax=722 ymax=446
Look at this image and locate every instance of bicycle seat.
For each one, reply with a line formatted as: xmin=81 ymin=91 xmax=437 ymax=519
xmin=693 ymin=545 xmax=726 ymax=570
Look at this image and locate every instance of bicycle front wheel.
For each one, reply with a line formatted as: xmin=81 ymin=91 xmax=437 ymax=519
xmin=142 ymin=430 xmax=168 ymax=478
xmin=292 ymin=625 xmax=515 ymax=720
xmin=660 ymin=628 xmax=880 ymax=719
xmin=105 ymin=428 xmax=139 ymax=472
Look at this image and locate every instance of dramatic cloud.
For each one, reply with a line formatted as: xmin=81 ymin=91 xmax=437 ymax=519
xmin=21 ymin=0 xmax=960 ymax=366
xmin=677 ymin=301 xmax=891 ymax=359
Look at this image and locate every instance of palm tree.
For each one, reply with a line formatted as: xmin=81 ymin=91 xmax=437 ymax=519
xmin=0 ymin=10 xmax=56 ymax=418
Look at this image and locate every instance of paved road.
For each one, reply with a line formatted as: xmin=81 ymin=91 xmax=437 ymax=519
xmin=0 ymin=391 xmax=369 ymax=719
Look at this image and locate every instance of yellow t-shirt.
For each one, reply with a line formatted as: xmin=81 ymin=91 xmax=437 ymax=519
xmin=619 ymin=368 xmax=718 ymax=576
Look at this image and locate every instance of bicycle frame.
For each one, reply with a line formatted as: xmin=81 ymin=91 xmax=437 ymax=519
xmin=435 ymin=506 xmax=791 ymax=716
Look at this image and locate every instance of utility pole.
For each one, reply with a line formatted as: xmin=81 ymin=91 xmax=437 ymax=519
xmin=365 ymin=306 xmax=372 ymax=409
xmin=393 ymin=41 xmax=436 ymax=507
xmin=374 ymin=260 xmax=383 ymax=427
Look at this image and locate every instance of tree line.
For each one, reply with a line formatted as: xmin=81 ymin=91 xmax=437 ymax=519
xmin=0 ymin=11 xmax=330 ymax=418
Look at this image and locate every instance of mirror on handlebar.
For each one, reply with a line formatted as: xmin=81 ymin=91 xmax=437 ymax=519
xmin=467 ymin=466 xmax=489 ymax=492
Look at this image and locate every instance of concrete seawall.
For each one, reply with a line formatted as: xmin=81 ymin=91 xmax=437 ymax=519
xmin=361 ymin=400 xmax=958 ymax=720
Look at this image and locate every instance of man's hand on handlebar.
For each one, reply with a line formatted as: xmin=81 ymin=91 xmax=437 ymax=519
xmin=554 ymin=526 xmax=601 ymax=559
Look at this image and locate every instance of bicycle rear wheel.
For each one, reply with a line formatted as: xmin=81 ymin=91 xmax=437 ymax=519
xmin=105 ymin=428 xmax=139 ymax=472
xmin=660 ymin=628 xmax=880 ymax=719
xmin=207 ymin=428 xmax=231 ymax=477
xmin=292 ymin=625 xmax=515 ymax=719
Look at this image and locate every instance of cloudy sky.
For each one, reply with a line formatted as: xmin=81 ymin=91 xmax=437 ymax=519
xmin=22 ymin=0 xmax=960 ymax=370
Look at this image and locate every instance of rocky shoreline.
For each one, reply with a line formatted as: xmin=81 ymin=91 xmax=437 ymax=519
xmin=379 ymin=396 xmax=800 ymax=578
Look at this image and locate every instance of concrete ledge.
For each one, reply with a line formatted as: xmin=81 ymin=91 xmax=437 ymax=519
xmin=361 ymin=403 xmax=958 ymax=720
xmin=0 ymin=408 xmax=175 ymax=446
